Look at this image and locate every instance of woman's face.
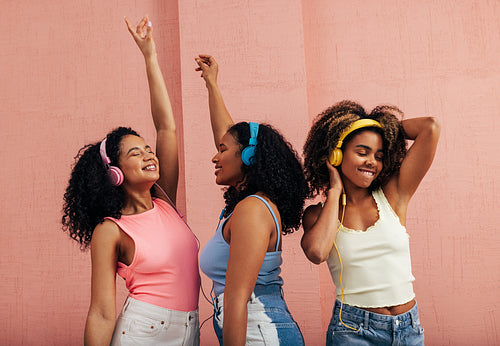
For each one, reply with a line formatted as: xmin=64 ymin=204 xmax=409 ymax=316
xmin=117 ymin=135 xmax=159 ymax=186
xmin=340 ymin=130 xmax=384 ymax=189
xmin=212 ymin=132 xmax=245 ymax=187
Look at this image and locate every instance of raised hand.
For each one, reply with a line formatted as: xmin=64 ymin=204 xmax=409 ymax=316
xmin=195 ymin=54 xmax=218 ymax=87
xmin=125 ymin=16 xmax=156 ymax=59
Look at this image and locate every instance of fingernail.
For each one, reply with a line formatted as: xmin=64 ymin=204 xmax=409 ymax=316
xmin=148 ymin=21 xmax=152 ymax=27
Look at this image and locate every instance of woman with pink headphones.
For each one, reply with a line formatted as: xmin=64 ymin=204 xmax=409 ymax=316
xmin=62 ymin=17 xmax=200 ymax=345
xmin=301 ymin=100 xmax=440 ymax=345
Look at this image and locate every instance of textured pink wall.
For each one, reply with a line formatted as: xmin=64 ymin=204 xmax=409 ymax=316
xmin=1 ymin=1 xmax=499 ymax=344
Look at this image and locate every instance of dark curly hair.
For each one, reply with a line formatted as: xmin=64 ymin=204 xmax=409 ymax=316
xmin=303 ymin=100 xmax=407 ymax=197
xmin=62 ymin=127 xmax=140 ymax=250
xmin=222 ymin=122 xmax=308 ymax=235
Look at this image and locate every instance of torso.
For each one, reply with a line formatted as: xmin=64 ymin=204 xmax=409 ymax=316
xmin=325 ymin=183 xmax=414 ymax=315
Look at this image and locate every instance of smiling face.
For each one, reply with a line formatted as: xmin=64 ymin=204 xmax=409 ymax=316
xmin=117 ymin=135 xmax=159 ymax=186
xmin=340 ymin=130 xmax=384 ymax=189
xmin=212 ymin=132 xmax=245 ymax=187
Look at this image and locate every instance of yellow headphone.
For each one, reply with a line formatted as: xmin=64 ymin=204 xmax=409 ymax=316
xmin=329 ymin=119 xmax=383 ymax=166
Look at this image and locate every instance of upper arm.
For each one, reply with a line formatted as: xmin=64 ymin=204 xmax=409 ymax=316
xmin=391 ymin=117 xmax=441 ymax=202
xmin=302 ymin=203 xmax=322 ymax=233
xmin=224 ymin=199 xmax=274 ymax=302
xmin=87 ymin=220 xmax=120 ymax=319
xmin=155 ymin=128 xmax=178 ymax=204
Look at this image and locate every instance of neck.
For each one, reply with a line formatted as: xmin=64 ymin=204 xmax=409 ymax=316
xmin=341 ymin=180 xmax=372 ymax=204
xmin=121 ymin=184 xmax=154 ymax=215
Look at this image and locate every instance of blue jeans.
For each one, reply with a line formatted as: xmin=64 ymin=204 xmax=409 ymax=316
xmin=213 ymin=284 xmax=304 ymax=345
xmin=326 ymin=300 xmax=424 ymax=346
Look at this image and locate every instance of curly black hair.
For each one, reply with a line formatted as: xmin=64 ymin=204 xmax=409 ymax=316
xmin=222 ymin=122 xmax=308 ymax=235
xmin=62 ymin=127 xmax=140 ymax=250
xmin=303 ymin=100 xmax=407 ymax=197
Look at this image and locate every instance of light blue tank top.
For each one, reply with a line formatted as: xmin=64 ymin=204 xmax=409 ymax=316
xmin=200 ymin=195 xmax=284 ymax=296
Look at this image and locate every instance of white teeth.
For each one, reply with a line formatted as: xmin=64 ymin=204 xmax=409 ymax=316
xmin=359 ymin=169 xmax=374 ymax=176
xmin=144 ymin=165 xmax=156 ymax=170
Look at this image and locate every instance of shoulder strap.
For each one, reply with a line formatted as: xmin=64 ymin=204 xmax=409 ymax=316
xmin=247 ymin=195 xmax=281 ymax=251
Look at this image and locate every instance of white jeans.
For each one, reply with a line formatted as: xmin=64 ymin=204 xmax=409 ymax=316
xmin=111 ymin=297 xmax=199 ymax=346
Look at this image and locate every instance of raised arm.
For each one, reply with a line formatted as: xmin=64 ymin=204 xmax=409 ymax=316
xmin=387 ymin=117 xmax=441 ymax=205
xmin=195 ymin=55 xmax=234 ymax=148
xmin=84 ymin=221 xmax=120 ymax=346
xmin=301 ymin=162 xmax=343 ymax=264
xmin=126 ymin=17 xmax=178 ymax=203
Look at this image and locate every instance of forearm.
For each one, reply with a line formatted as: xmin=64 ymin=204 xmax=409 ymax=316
xmin=402 ymin=117 xmax=440 ymax=141
xmin=84 ymin=313 xmax=115 ymax=346
xmin=145 ymin=54 xmax=175 ymax=132
xmin=206 ymin=80 xmax=234 ymax=146
xmin=301 ymin=189 xmax=342 ymax=264
xmin=223 ymin=297 xmax=248 ymax=346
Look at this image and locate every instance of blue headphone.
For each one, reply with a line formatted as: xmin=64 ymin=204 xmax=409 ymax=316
xmin=241 ymin=122 xmax=259 ymax=166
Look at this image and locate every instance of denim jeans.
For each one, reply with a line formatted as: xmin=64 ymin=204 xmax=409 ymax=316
xmin=213 ymin=284 xmax=304 ymax=345
xmin=111 ymin=297 xmax=199 ymax=345
xmin=326 ymin=300 xmax=424 ymax=346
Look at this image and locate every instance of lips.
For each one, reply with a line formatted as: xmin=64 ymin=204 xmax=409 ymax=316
xmin=358 ymin=168 xmax=376 ymax=176
xmin=143 ymin=164 xmax=157 ymax=171
xmin=214 ymin=166 xmax=221 ymax=175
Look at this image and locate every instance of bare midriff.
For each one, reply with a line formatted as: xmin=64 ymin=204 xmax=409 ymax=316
xmin=361 ymin=299 xmax=415 ymax=316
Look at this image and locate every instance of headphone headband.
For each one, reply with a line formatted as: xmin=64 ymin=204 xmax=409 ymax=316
xmin=336 ymin=119 xmax=383 ymax=149
xmin=329 ymin=118 xmax=383 ymax=166
xmin=100 ymin=138 xmax=111 ymax=166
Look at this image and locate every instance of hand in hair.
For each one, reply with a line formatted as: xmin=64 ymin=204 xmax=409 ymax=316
xmin=326 ymin=160 xmax=343 ymax=194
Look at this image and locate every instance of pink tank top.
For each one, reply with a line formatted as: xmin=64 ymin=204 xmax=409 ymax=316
xmin=106 ymin=198 xmax=200 ymax=312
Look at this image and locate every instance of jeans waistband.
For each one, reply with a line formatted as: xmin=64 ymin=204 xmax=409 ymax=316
xmin=123 ymin=297 xmax=198 ymax=324
xmin=334 ymin=300 xmax=419 ymax=331
xmin=214 ymin=284 xmax=283 ymax=309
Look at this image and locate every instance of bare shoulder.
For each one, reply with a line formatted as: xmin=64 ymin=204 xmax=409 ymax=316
xmin=302 ymin=202 xmax=323 ymax=232
xmin=233 ymin=195 xmax=276 ymax=220
xmin=91 ymin=219 xmax=121 ymax=247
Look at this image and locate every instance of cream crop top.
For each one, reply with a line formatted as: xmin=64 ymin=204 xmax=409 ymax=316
xmin=106 ymin=198 xmax=200 ymax=312
xmin=326 ymin=188 xmax=415 ymax=308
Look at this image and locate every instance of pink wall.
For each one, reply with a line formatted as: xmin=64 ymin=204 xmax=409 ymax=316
xmin=1 ymin=1 xmax=498 ymax=344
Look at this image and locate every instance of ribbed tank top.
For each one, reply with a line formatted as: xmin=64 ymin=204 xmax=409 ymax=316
xmin=327 ymin=188 xmax=415 ymax=308
xmin=106 ymin=198 xmax=200 ymax=312
xmin=199 ymin=195 xmax=284 ymax=296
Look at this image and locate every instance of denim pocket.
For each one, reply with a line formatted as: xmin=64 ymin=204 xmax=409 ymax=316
xmin=258 ymin=322 xmax=304 ymax=346
xmin=120 ymin=316 xmax=165 ymax=341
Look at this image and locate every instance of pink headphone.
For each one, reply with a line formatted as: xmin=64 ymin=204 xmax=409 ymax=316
xmin=100 ymin=138 xmax=124 ymax=186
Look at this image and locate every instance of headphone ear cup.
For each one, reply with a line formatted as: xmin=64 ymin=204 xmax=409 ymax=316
xmin=241 ymin=146 xmax=256 ymax=166
xmin=329 ymin=148 xmax=343 ymax=167
xmin=107 ymin=166 xmax=124 ymax=186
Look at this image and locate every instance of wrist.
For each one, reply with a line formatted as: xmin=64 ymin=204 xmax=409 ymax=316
xmin=326 ymin=187 xmax=342 ymax=199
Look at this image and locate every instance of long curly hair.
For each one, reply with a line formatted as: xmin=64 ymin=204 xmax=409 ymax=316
xmin=62 ymin=127 xmax=140 ymax=250
xmin=223 ymin=122 xmax=308 ymax=235
xmin=303 ymin=100 xmax=407 ymax=197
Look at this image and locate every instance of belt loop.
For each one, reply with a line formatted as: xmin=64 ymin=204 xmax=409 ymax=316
xmin=364 ymin=310 xmax=370 ymax=328
xmin=410 ymin=305 xmax=417 ymax=328
xmin=123 ymin=297 xmax=132 ymax=312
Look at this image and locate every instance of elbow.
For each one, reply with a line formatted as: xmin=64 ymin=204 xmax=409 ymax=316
xmin=425 ymin=116 xmax=441 ymax=135
xmin=301 ymin=242 xmax=329 ymax=264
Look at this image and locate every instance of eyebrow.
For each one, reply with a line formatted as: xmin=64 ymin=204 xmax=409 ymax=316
xmin=355 ymin=144 xmax=383 ymax=152
xmin=126 ymin=145 xmax=151 ymax=155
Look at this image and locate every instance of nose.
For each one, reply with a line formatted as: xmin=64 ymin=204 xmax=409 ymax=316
xmin=212 ymin=152 xmax=219 ymax=163
xmin=144 ymin=151 xmax=155 ymax=160
xmin=366 ymin=154 xmax=376 ymax=167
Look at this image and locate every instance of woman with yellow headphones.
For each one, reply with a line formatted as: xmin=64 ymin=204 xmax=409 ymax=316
xmin=301 ymin=100 xmax=440 ymax=345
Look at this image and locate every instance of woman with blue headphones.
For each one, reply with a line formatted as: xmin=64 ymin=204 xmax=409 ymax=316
xmin=195 ymin=55 xmax=307 ymax=345
xmin=301 ymin=100 xmax=440 ymax=345
xmin=62 ymin=17 xmax=200 ymax=345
